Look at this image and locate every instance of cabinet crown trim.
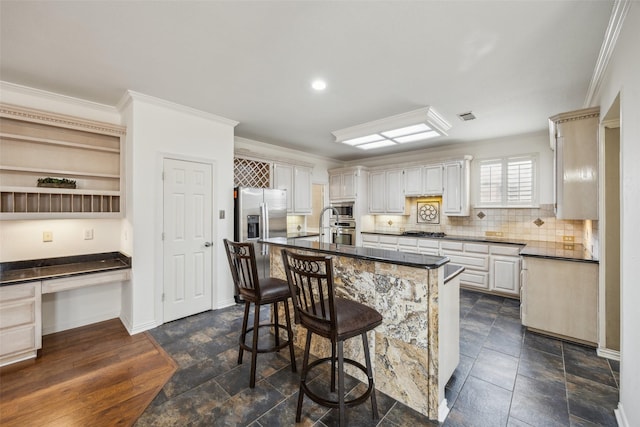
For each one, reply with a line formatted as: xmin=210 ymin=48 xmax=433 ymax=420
xmin=0 ymin=103 xmax=126 ymax=136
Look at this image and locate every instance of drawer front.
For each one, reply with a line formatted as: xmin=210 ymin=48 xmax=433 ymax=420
xmin=460 ymin=271 xmax=490 ymax=289
xmin=490 ymin=245 xmax=523 ymax=256
xmin=464 ymin=243 xmax=489 ymax=254
xmin=0 ymin=282 xmax=39 ymax=303
xmin=441 ymin=241 xmax=463 ymax=251
xmin=397 ymin=237 xmax=417 ymax=247
xmin=0 ymin=301 xmax=35 ymax=330
xmin=362 ymin=234 xmax=379 ymax=243
xmin=0 ymin=325 xmax=36 ymax=356
xmin=42 ymin=270 xmax=130 ymax=294
xmin=442 ymin=251 xmax=489 ymax=270
xmin=417 ymin=239 xmax=439 ymax=249
xmin=379 ymin=235 xmax=398 ymax=245
xmin=417 ymin=247 xmax=439 ymax=256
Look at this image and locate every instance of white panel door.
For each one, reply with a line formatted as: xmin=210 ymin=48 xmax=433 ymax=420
xmin=163 ymin=158 xmax=213 ymax=322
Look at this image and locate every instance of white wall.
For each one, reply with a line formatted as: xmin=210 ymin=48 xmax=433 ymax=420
xmin=0 ymin=82 xmax=125 ymax=334
xmin=344 ymin=130 xmax=554 ymax=205
xmin=595 ymin=4 xmax=640 ymax=425
xmin=118 ymin=92 xmax=237 ymax=334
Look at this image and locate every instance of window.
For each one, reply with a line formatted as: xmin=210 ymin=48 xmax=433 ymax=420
xmin=477 ymin=155 xmax=537 ymax=207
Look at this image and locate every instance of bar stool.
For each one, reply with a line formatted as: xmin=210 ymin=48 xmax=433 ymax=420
xmin=281 ymin=249 xmax=383 ymax=426
xmin=223 ymin=239 xmax=296 ymax=388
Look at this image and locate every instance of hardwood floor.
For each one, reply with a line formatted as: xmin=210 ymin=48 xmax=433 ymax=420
xmin=0 ymin=319 xmax=177 ymax=427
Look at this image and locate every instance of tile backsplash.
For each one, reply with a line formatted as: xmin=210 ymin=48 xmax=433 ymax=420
xmin=370 ymin=200 xmax=586 ymax=245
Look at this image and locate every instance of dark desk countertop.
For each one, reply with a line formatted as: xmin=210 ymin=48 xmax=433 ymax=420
xmin=261 ymin=237 xmax=449 ymax=269
xmin=0 ymin=252 xmax=132 ymax=286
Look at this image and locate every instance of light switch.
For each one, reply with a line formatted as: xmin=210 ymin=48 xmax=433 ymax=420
xmin=84 ymin=229 xmax=94 ymax=240
xmin=43 ymin=231 xmax=53 ymax=242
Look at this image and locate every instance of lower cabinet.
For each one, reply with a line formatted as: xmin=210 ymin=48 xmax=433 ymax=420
xmin=521 ymin=257 xmax=598 ymax=344
xmin=0 ymin=281 xmax=42 ymax=366
xmin=360 ymin=234 xmax=522 ymax=297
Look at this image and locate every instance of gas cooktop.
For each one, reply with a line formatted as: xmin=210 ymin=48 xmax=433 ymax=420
xmin=401 ymin=231 xmax=446 ymax=238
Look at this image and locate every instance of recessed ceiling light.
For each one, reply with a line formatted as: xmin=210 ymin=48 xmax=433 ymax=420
xmin=343 ymin=134 xmax=385 ymax=146
xmin=394 ymin=130 xmax=440 ymax=143
xmin=311 ymin=79 xmax=327 ymax=91
xmin=357 ymin=140 xmax=396 ymax=150
xmin=381 ymin=123 xmax=432 ymax=138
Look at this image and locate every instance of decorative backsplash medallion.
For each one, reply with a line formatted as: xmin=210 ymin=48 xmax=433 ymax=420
xmin=417 ymin=201 xmax=440 ymax=224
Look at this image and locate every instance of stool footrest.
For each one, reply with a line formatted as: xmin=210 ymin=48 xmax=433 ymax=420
xmin=301 ymin=356 xmax=375 ymax=409
xmin=239 ymin=323 xmax=293 ymax=354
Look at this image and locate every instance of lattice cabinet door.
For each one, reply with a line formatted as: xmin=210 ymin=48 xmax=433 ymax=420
xmin=234 ymin=157 xmax=270 ymax=188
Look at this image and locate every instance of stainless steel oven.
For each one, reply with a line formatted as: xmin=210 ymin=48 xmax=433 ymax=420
xmin=331 ymin=219 xmax=356 ymax=246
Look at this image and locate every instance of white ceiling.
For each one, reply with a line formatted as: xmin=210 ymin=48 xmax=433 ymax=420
xmin=0 ymin=1 xmax=614 ymax=162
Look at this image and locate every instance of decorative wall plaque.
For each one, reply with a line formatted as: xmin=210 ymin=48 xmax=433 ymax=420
xmin=417 ymin=201 xmax=440 ymax=224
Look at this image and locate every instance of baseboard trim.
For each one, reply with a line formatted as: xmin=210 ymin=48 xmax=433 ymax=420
xmin=615 ymin=402 xmax=629 ymax=427
xmin=215 ymin=297 xmax=237 ymax=310
xmin=597 ymin=347 xmax=620 ymax=361
xmin=438 ymin=398 xmax=450 ymax=422
xmin=122 ymin=317 xmax=158 ymax=335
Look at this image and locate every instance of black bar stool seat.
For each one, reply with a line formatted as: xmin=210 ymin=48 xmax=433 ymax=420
xmin=282 ymin=249 xmax=383 ymax=426
xmin=224 ymin=239 xmax=297 ymax=388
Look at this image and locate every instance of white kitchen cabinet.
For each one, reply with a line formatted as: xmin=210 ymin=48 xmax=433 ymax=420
xmin=273 ymin=163 xmax=312 ymax=214
xmin=368 ymin=171 xmax=386 ymax=213
xmin=404 ymin=164 xmax=443 ymax=197
xmin=329 ymin=169 xmax=358 ymax=201
xmin=522 ymin=257 xmax=598 ymax=344
xmin=443 ymin=158 xmax=471 ymax=216
xmin=368 ymin=169 xmax=405 ymax=214
xmin=378 ymin=235 xmax=399 ymax=250
xmin=0 ymin=281 xmax=42 ymax=366
xmin=361 ymin=233 xmax=379 ymax=249
xmin=491 ymin=255 xmax=521 ymax=295
xmin=385 ymin=169 xmax=405 ymax=213
xmin=549 ymin=107 xmax=599 ymax=220
xmin=417 ymin=239 xmax=440 ymax=256
xmin=397 ymin=237 xmax=418 ymax=254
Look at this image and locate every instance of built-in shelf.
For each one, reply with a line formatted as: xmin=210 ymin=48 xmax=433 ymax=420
xmin=0 ymin=103 xmax=126 ymax=220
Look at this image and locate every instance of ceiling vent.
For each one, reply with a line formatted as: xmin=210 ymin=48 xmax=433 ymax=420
xmin=457 ymin=111 xmax=476 ymax=121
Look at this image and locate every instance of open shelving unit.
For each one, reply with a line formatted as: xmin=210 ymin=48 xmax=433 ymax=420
xmin=0 ymin=104 xmax=126 ymax=219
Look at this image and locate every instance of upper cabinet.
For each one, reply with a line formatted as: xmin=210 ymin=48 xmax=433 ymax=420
xmin=273 ymin=162 xmax=312 ymax=215
xmin=368 ymin=168 xmax=405 ymax=214
xmin=549 ymin=107 xmax=599 ymax=220
xmin=404 ymin=163 xmax=443 ymax=196
xmin=443 ymin=158 xmax=471 ymax=216
xmin=329 ymin=169 xmax=358 ymax=201
xmin=0 ymin=104 xmax=126 ymax=219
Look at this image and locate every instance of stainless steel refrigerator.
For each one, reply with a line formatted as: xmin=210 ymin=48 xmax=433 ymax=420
xmin=233 ymin=187 xmax=287 ymax=300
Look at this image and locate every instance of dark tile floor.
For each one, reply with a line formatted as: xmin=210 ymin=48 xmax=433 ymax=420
xmin=136 ymin=290 xmax=619 ymax=426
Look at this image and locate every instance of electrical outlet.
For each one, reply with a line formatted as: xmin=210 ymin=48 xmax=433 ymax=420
xmin=562 ymin=235 xmax=574 ymax=242
xmin=563 ymin=244 xmax=575 ymax=250
xmin=84 ymin=229 xmax=94 ymax=240
xmin=485 ymin=231 xmax=504 ymax=237
xmin=43 ymin=231 xmax=53 ymax=242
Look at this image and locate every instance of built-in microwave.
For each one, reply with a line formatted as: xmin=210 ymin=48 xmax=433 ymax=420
xmin=331 ymin=202 xmax=354 ymax=219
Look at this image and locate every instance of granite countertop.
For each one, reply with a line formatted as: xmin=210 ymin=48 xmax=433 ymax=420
xmin=444 ymin=264 xmax=465 ymax=283
xmin=261 ymin=237 xmax=449 ymax=269
xmin=361 ymin=230 xmax=597 ymax=263
xmin=519 ymin=241 xmax=597 ymax=263
xmin=362 ymin=230 xmax=526 ymax=246
xmin=286 ymin=232 xmax=320 ymax=239
xmin=0 ymin=252 xmax=132 ymax=286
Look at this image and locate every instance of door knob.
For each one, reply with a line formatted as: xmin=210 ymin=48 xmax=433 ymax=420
xmin=204 ymin=241 xmax=213 ymax=247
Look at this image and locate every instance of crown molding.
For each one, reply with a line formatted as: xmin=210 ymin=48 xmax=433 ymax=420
xmin=0 ymin=81 xmax=119 ymax=115
xmin=117 ymin=90 xmax=239 ymax=127
xmin=584 ymin=0 xmax=632 ymax=107
xmin=0 ymin=102 xmax=126 ymax=136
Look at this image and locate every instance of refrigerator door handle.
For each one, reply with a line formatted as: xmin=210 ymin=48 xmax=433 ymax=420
xmin=260 ymin=202 xmax=268 ymax=256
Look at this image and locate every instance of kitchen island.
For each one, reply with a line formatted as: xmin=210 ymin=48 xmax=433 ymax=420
xmin=261 ymin=238 xmax=462 ymax=421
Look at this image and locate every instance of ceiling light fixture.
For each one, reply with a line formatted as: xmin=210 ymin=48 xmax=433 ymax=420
xmin=311 ymin=79 xmax=327 ymax=91
xmin=332 ymin=106 xmax=451 ymax=150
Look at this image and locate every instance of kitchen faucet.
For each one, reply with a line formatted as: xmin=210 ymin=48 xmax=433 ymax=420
xmin=319 ymin=206 xmax=339 ymax=244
